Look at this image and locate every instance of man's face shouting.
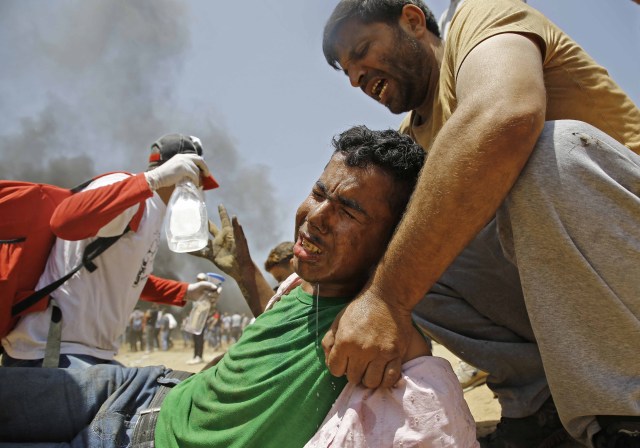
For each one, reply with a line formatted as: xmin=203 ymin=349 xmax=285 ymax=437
xmin=293 ymin=153 xmax=398 ymax=297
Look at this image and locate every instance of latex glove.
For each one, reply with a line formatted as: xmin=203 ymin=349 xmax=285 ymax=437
xmin=186 ymin=281 xmax=220 ymax=302
xmin=144 ymin=153 xmax=211 ymax=191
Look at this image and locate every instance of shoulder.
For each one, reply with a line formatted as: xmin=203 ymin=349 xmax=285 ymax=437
xmin=85 ymin=172 xmax=133 ymax=191
xmin=448 ymin=0 xmax=549 ymax=72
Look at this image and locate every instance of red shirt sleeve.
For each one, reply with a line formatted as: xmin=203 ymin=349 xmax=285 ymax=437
xmin=141 ymin=275 xmax=188 ymax=307
xmin=50 ymin=173 xmax=153 ymax=240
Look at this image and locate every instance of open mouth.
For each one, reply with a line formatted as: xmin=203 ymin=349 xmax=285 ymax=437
xmin=301 ymin=237 xmax=322 ymax=254
xmin=371 ymin=79 xmax=388 ymax=101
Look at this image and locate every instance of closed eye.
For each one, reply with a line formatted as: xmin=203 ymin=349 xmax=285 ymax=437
xmin=342 ymin=42 xmax=370 ymax=77
xmin=341 ymin=207 xmax=357 ymax=220
xmin=312 ymin=185 xmax=326 ymax=200
xmin=354 ymin=42 xmax=370 ymax=59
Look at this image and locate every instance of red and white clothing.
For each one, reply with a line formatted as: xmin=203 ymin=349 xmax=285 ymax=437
xmin=2 ymin=173 xmax=188 ymax=361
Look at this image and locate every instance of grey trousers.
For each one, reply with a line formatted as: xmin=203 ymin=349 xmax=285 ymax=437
xmin=413 ymin=120 xmax=640 ymax=445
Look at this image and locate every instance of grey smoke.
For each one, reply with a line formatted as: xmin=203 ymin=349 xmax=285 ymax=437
xmin=0 ymin=0 xmax=283 ymax=313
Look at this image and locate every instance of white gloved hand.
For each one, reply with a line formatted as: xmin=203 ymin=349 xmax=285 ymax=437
xmin=144 ymin=153 xmax=210 ymax=191
xmin=186 ymin=281 xmax=221 ymax=302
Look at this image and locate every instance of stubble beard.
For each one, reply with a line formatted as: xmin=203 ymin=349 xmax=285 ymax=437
xmin=385 ymin=27 xmax=431 ymax=114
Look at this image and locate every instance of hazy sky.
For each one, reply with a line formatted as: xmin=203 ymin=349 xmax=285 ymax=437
xmin=0 ymin=0 xmax=638 ymax=310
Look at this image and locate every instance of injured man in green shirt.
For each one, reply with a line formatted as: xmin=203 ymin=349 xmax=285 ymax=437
xmin=0 ymin=125 xmax=478 ymax=448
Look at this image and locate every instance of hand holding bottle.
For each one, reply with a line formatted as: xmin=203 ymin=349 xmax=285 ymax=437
xmin=186 ymin=280 xmax=220 ymax=302
xmin=144 ymin=153 xmax=211 ymax=191
xmin=184 ymin=273 xmax=224 ymax=335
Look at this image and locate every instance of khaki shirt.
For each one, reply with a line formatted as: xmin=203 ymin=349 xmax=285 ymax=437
xmin=400 ymin=0 xmax=640 ymax=155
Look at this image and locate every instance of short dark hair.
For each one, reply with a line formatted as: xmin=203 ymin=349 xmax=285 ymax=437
xmin=323 ymin=0 xmax=440 ymax=70
xmin=264 ymin=241 xmax=295 ymax=272
xmin=331 ymin=125 xmax=425 ymax=217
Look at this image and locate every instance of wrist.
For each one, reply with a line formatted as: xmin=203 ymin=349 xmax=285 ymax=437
xmin=230 ymin=259 xmax=254 ymax=283
xmin=365 ymin=272 xmax=418 ymax=317
xmin=144 ymin=172 xmax=159 ymax=191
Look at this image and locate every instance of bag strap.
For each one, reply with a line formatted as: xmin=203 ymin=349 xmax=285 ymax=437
xmin=69 ymin=178 xmax=95 ymax=194
xmin=41 ymin=299 xmax=62 ymax=368
xmin=10 ymin=227 xmax=130 ymax=317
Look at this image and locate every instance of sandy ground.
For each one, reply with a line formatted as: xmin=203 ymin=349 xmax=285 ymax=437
xmin=116 ymin=340 xmax=584 ymax=446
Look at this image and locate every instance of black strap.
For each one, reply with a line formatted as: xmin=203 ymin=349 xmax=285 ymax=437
xmin=11 ymin=227 xmax=130 ymax=317
xmin=42 ymin=299 xmax=63 ymax=368
xmin=69 ymin=178 xmax=95 ymax=194
xmin=131 ymin=370 xmax=194 ymax=447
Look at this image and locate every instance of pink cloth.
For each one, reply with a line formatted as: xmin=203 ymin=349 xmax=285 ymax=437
xmin=305 ymin=356 xmax=479 ymax=448
xmin=265 ymin=273 xmax=302 ymax=311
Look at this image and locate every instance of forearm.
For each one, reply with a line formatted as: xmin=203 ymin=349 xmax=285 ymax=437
xmin=141 ymin=275 xmax=188 ymax=306
xmin=372 ymin=105 xmax=543 ymax=312
xmin=236 ymin=262 xmax=277 ymax=317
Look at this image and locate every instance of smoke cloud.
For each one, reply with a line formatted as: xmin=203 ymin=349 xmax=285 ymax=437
xmin=0 ymin=0 xmax=284 ymax=313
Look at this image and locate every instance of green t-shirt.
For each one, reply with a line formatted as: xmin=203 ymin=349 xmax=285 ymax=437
xmin=155 ymin=286 xmax=350 ymax=448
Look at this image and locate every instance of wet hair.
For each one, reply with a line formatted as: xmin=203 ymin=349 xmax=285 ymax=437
xmin=323 ymin=0 xmax=440 ymax=70
xmin=264 ymin=241 xmax=295 ymax=272
xmin=331 ymin=125 xmax=425 ymax=217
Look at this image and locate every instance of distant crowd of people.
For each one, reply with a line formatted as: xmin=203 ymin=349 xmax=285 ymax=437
xmin=125 ymin=303 xmax=255 ymax=362
xmin=124 ymin=305 xmax=179 ymax=354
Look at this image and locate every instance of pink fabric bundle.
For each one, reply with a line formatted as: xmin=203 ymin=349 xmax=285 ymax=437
xmin=265 ymin=273 xmax=303 ymax=310
xmin=305 ymin=356 xmax=479 ymax=448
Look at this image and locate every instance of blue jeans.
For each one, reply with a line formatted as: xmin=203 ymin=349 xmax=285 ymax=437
xmin=160 ymin=329 xmax=171 ymax=351
xmin=1 ymin=353 xmax=124 ymax=369
xmin=0 ymin=364 xmax=170 ymax=447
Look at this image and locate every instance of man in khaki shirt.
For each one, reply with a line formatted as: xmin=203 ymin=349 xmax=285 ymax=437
xmin=321 ymin=0 xmax=640 ymax=446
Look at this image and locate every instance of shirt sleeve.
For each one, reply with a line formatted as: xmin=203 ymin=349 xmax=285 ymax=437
xmin=447 ymin=0 xmax=547 ymax=79
xmin=140 ymin=275 xmax=188 ymax=306
xmin=50 ymin=173 xmax=153 ymax=240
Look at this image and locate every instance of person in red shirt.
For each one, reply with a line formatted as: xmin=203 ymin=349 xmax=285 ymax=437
xmin=1 ymin=134 xmax=220 ymax=368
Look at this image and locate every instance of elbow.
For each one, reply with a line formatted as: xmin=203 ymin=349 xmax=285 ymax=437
xmin=50 ymin=210 xmax=80 ymax=240
xmin=485 ymin=97 xmax=546 ymax=158
xmin=50 ymin=203 xmax=98 ymax=241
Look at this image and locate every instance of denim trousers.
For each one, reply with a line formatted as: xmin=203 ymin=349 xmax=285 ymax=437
xmin=0 ymin=364 xmax=170 ymax=447
xmin=413 ymin=121 xmax=640 ymax=445
xmin=1 ymin=353 xmax=124 ymax=369
xmin=160 ymin=329 xmax=171 ymax=351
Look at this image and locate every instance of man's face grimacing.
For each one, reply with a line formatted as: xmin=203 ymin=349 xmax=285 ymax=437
xmin=293 ymin=153 xmax=398 ymax=298
xmin=333 ymin=13 xmax=433 ymax=114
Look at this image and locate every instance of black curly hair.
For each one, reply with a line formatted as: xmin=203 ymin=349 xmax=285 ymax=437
xmin=331 ymin=125 xmax=426 ymax=216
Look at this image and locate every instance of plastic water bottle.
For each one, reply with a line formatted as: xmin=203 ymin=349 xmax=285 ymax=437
xmin=165 ymin=179 xmax=208 ymax=253
xmin=184 ymin=273 xmax=224 ymax=335
xmin=183 ymin=297 xmax=211 ymax=335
